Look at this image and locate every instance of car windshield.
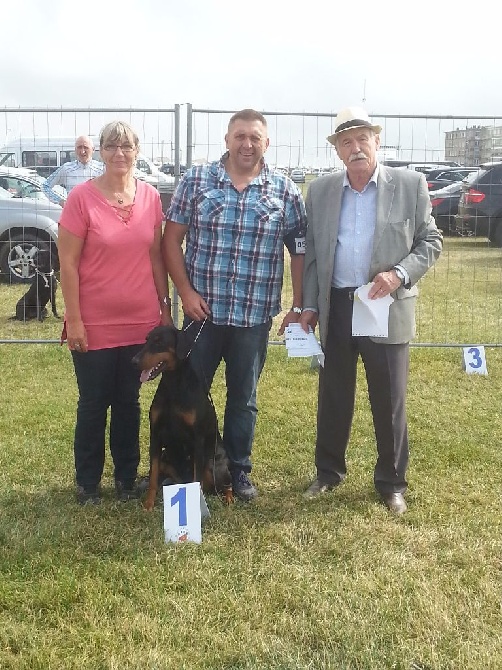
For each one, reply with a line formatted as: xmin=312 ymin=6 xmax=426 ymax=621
xmin=28 ymin=174 xmax=46 ymax=186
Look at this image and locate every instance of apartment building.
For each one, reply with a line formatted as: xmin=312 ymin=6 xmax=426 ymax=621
xmin=445 ymin=125 xmax=502 ymax=165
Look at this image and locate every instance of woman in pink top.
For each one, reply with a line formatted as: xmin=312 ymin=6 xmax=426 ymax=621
xmin=58 ymin=121 xmax=172 ymax=506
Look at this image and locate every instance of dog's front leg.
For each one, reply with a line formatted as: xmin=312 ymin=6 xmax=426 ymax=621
xmin=144 ymin=458 xmax=159 ymax=511
xmin=144 ymin=431 xmax=162 ymax=512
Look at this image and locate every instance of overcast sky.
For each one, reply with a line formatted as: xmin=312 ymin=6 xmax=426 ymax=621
xmin=3 ymin=0 xmax=500 ymax=115
xmin=2 ymin=0 xmax=500 ymax=167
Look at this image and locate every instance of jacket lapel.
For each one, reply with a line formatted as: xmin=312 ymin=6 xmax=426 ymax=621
xmin=328 ymin=172 xmax=344 ymax=260
xmin=372 ymin=166 xmax=395 ymax=252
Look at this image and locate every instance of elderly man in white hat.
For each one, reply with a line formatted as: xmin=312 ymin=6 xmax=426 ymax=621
xmin=299 ymin=106 xmax=442 ymax=514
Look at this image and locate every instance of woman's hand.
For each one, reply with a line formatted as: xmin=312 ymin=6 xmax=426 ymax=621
xmin=66 ymin=319 xmax=88 ymax=352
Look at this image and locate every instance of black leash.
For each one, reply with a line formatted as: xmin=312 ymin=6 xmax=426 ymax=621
xmin=183 ymin=318 xmax=207 ymax=358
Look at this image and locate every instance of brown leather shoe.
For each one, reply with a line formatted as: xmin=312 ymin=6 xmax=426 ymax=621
xmin=381 ymin=492 xmax=407 ymax=515
xmin=303 ymin=478 xmax=338 ymax=499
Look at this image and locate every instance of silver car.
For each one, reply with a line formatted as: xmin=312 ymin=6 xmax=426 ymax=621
xmin=290 ymin=168 xmax=306 ymax=183
xmin=0 ymin=186 xmax=61 ymax=283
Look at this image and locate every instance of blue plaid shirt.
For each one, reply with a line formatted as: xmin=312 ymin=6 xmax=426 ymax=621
xmin=167 ymin=154 xmax=307 ymax=327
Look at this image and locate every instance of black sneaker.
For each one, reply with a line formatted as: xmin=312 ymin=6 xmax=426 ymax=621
xmin=76 ymin=485 xmax=101 ymax=506
xmin=232 ymin=470 xmax=258 ymax=501
xmin=115 ymin=480 xmax=140 ymax=502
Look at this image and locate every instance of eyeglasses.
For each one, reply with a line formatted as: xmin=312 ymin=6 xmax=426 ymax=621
xmin=102 ymin=144 xmax=135 ymax=153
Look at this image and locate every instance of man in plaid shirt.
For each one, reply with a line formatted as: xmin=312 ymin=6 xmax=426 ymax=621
xmin=163 ymin=109 xmax=307 ymax=501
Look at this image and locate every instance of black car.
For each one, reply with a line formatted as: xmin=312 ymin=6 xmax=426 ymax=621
xmin=426 ymin=167 xmax=478 ymax=191
xmin=160 ymin=163 xmax=186 ymax=176
xmin=455 ymin=162 xmax=502 ymax=246
xmin=430 ymin=181 xmax=464 ymax=235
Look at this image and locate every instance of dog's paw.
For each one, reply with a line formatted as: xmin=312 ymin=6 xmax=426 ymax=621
xmin=143 ymin=494 xmax=156 ymax=512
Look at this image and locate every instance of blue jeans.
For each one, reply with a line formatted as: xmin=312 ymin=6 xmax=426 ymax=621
xmin=71 ymin=344 xmax=143 ymax=490
xmin=184 ymin=318 xmax=270 ymax=474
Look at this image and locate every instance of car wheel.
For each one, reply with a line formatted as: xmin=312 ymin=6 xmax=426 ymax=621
xmin=0 ymin=235 xmax=54 ymax=284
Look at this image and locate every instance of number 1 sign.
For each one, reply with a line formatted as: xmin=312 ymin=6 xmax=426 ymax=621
xmin=163 ymin=482 xmax=209 ymax=544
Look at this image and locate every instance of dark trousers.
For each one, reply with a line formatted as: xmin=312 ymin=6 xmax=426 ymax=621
xmin=184 ymin=318 xmax=270 ymax=474
xmin=71 ymin=344 xmax=143 ymax=490
xmin=315 ymin=288 xmax=409 ymax=494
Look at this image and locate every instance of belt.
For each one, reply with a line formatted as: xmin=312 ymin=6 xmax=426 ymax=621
xmin=332 ymin=287 xmax=357 ymax=301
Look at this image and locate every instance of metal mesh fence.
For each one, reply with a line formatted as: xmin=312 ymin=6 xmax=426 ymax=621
xmin=0 ymin=106 xmax=501 ymax=346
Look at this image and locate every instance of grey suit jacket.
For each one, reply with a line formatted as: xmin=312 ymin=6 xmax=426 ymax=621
xmin=303 ymin=165 xmax=443 ymax=346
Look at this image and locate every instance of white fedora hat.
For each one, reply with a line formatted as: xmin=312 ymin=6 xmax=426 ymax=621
xmin=327 ymin=106 xmax=382 ymax=145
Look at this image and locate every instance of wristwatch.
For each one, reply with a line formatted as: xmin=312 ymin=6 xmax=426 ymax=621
xmin=393 ymin=267 xmax=405 ymax=286
xmin=290 ymin=306 xmax=302 ymax=314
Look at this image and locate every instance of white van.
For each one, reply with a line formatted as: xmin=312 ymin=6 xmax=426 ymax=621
xmin=0 ymin=136 xmax=175 ymax=202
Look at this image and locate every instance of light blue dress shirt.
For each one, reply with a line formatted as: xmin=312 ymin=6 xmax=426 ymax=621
xmin=42 ymin=159 xmax=103 ymax=204
xmin=331 ymin=166 xmax=379 ymax=288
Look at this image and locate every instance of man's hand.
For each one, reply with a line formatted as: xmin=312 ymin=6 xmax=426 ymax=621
xmin=278 ymin=309 xmax=300 ymax=336
xmin=368 ymin=270 xmax=402 ymax=299
xmin=180 ymin=287 xmax=211 ymax=321
xmin=298 ymin=309 xmax=318 ymax=334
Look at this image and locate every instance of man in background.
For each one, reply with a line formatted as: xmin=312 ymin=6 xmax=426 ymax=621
xmin=42 ymin=135 xmax=103 ymax=206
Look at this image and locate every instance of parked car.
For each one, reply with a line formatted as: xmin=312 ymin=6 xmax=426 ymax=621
xmin=160 ymin=162 xmax=186 ymax=176
xmin=0 ymin=168 xmax=51 ymax=200
xmin=429 ymin=181 xmax=464 ymax=235
xmin=426 ymin=167 xmax=478 ymax=191
xmin=290 ymin=168 xmax=306 ymax=183
xmin=455 ymin=162 xmax=502 ymax=246
xmin=383 ymin=160 xmax=459 ymax=173
xmin=0 ymin=186 xmax=61 ymax=283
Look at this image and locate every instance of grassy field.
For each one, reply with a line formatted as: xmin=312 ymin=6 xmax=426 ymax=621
xmin=0 ymin=220 xmax=501 ymax=668
xmin=0 ymin=334 xmax=501 ymax=668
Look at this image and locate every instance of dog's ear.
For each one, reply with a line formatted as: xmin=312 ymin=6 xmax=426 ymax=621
xmin=175 ymin=329 xmax=192 ymax=360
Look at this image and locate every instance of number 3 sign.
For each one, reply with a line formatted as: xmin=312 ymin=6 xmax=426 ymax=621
xmin=462 ymin=346 xmax=488 ymax=375
xmin=163 ymin=482 xmax=210 ymax=544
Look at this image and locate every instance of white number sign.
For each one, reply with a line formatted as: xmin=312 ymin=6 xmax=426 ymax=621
xmin=462 ymin=346 xmax=488 ymax=375
xmin=163 ymin=482 xmax=209 ymax=544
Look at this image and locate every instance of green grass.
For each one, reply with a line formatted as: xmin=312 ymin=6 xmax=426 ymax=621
xmin=0 ymin=225 xmax=501 ymax=668
xmin=0 ymin=342 xmax=501 ymax=669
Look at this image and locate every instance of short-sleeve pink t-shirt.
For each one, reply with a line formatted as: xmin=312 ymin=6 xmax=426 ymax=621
xmin=59 ymin=179 xmax=163 ymax=350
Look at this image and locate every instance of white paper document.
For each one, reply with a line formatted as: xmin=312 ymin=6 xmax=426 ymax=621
xmin=284 ymin=323 xmax=324 ymax=366
xmin=351 ymin=283 xmax=394 ymax=338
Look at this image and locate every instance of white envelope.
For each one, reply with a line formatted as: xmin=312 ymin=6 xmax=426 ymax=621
xmin=351 ymin=283 xmax=394 ymax=338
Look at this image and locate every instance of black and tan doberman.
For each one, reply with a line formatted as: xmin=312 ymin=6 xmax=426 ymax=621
xmin=132 ymin=325 xmax=233 ymax=511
